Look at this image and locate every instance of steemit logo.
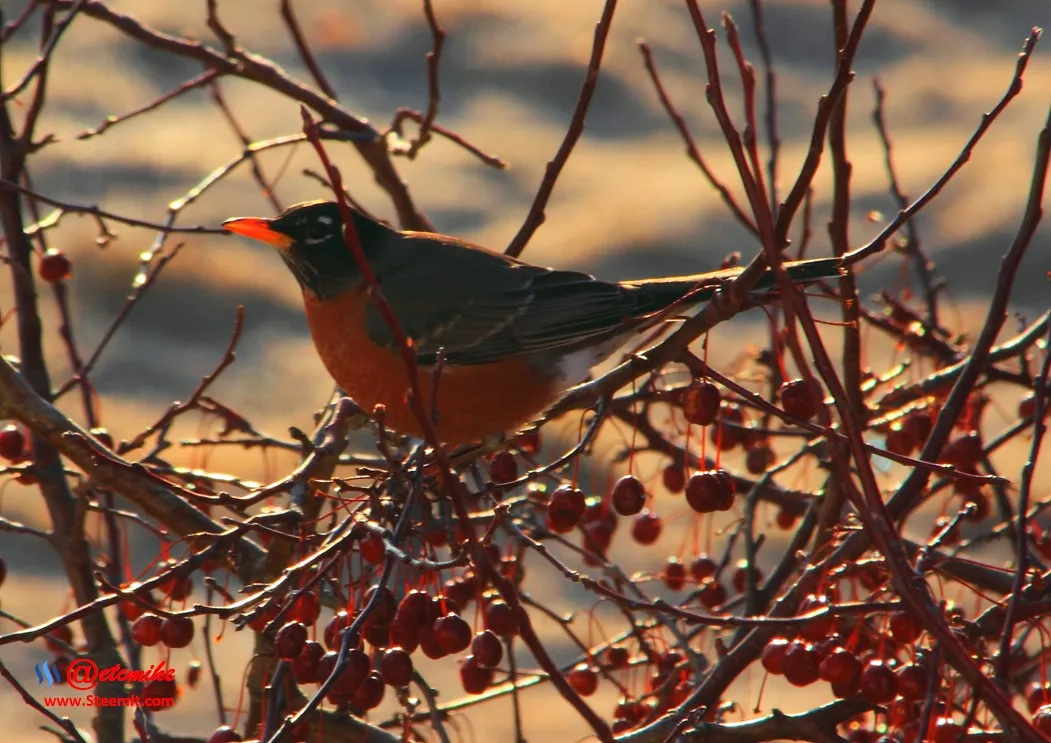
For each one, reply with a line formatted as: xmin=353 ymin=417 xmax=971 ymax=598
xmin=35 ymin=660 xmax=61 ymax=686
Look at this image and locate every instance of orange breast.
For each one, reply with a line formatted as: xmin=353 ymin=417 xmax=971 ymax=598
xmin=302 ymin=290 xmax=563 ymax=444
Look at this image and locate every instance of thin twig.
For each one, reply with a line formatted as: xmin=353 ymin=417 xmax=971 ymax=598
xmin=505 ymin=0 xmax=619 ymax=258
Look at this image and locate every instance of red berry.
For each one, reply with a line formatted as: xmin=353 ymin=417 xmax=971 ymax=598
xmin=797 ymin=594 xmax=834 ymax=642
xmin=484 ymin=599 xmax=518 ymax=637
xmin=780 ymin=379 xmax=819 ymax=422
xmin=631 ymin=510 xmax=662 ymax=545
xmin=433 ymin=613 xmax=472 ymax=654
xmin=160 ymin=616 xmax=194 ymax=649
xmin=292 ymin=640 xmax=325 ymax=684
xmin=45 ymin=624 xmax=73 ymax=654
xmin=388 ymin=623 xmax=419 ymax=654
xmin=359 ymin=533 xmax=385 ymax=564
xmin=207 ymin=726 xmax=242 ymax=743
xmin=896 ymin=662 xmax=929 ymax=701
xmin=324 ymin=611 xmax=352 ymax=651
xmin=819 ymin=647 xmax=861 ymax=686
xmin=611 ymin=475 xmax=646 ymax=516
xmin=362 ymin=618 xmax=388 ymax=648
xmin=460 ymin=655 xmax=494 ymax=694
xmin=38 ymin=249 xmax=72 ymax=283
xmin=663 ymin=557 xmax=686 ymax=590
xmin=690 ymin=554 xmax=717 ymax=581
xmin=567 ymin=663 xmax=598 ymax=696
xmin=471 ymin=629 xmax=503 ymax=668
xmin=1033 ymin=704 xmax=1051 ymax=735
xmin=331 ymin=649 xmax=371 ymax=696
xmin=246 ymin=604 xmax=278 ymax=633
xmin=1019 ymin=393 xmax=1040 ymax=420
xmin=888 ymin=611 xmax=921 ymax=644
xmin=0 ymin=425 xmax=25 ymax=461
xmin=931 ymin=718 xmax=963 ymax=743
xmin=581 ymin=520 xmax=613 ymax=559
xmin=661 ymin=463 xmax=686 ymax=493
xmin=888 ymin=697 xmax=918 ymax=727
xmin=363 ymin=584 xmax=397 ymax=626
xmin=710 ymin=403 xmax=745 ymax=450
xmin=132 ymin=614 xmax=163 ymax=647
xmin=430 ymin=594 xmax=460 ymax=620
xmin=761 ymin=638 xmax=789 ymax=675
xmin=514 ymin=429 xmax=541 ymax=454
xmin=444 ymin=576 xmax=475 ymax=609
xmin=731 ymin=562 xmax=762 ymax=593
xmin=275 ymin=621 xmax=308 ymax=660
xmin=681 ymin=380 xmax=721 ymax=426
xmin=782 ymin=640 xmax=820 ymax=687
xmin=685 ymin=470 xmax=734 ymax=513
xmin=830 ymin=674 xmax=861 ymax=699
xmin=698 ymin=580 xmax=726 ymax=609
xmin=941 ymin=431 xmax=982 ymax=468
xmin=775 ymin=506 xmax=799 ymax=530
xmin=351 ymin=671 xmax=385 ymax=710
xmin=546 ymin=485 xmax=586 ymax=533
xmin=1033 ymin=529 xmax=1051 ymax=561
xmin=394 ymin=590 xmax=430 ymax=629
xmin=489 ymin=451 xmax=518 ymax=483
xmin=159 ymin=569 xmax=192 ymax=601
xmin=859 ymin=659 xmax=897 ymax=704
xmin=885 ymin=425 xmax=916 ymax=457
xmin=606 ymin=646 xmax=629 ymax=669
xmin=417 ymin=622 xmax=446 ymax=659
xmin=1026 ymin=681 xmax=1051 ymax=713
xmin=904 ymin=408 xmax=933 ymax=444
xmin=290 ymin=593 xmax=320 ymax=624
xmin=745 ymin=445 xmax=775 ymax=474
xmin=0 ymin=557 xmax=6 ymax=588
xmin=379 ymin=646 xmax=413 ymax=687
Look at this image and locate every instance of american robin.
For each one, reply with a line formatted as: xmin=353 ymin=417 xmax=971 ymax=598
xmin=224 ymin=201 xmax=843 ymax=444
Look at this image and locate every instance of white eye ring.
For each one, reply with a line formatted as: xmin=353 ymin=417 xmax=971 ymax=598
xmin=304 ymin=223 xmax=327 ymax=242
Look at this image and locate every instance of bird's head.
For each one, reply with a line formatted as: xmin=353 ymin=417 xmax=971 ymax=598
xmin=223 ymin=200 xmax=392 ymax=299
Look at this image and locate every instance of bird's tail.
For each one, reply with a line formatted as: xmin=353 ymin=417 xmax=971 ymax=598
xmin=622 ymin=256 xmax=845 ymax=311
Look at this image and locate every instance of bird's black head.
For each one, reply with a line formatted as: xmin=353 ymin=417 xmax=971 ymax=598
xmin=223 ymin=200 xmax=394 ymax=299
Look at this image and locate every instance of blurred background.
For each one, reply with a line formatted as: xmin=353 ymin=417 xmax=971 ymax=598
xmin=0 ymin=0 xmax=1049 ymax=740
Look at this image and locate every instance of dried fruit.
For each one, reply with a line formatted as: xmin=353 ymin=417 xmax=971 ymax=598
xmin=681 ymin=380 xmax=721 ymax=426
xmin=611 ymin=475 xmax=646 ymax=516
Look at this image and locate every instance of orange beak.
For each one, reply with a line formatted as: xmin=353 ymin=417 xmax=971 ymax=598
xmin=222 ymin=217 xmax=294 ymax=250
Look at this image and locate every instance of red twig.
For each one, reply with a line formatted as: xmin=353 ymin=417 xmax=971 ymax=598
xmin=772 ymin=0 xmax=875 ymax=244
xmin=390 ymin=109 xmax=507 ymax=169
xmin=636 ymin=40 xmax=759 ymax=238
xmin=505 ymin=0 xmax=619 ymax=258
xmin=209 ymin=80 xmax=283 ymax=213
xmin=76 ymin=68 xmax=219 ymax=140
xmin=54 ymin=243 xmax=185 ymax=400
xmin=746 ymin=0 xmax=780 ymax=214
xmin=996 ymin=325 xmax=1051 ymax=681
xmin=120 ymin=307 xmax=246 ymax=455
xmin=722 ymin=13 xmax=768 ymax=212
xmin=405 ymin=0 xmax=446 ymax=159
xmin=846 ymin=28 xmax=1042 ymax=266
xmin=2 ymin=0 xmax=87 ymax=100
xmin=871 ymin=78 xmax=940 ymax=326
xmin=279 ymin=0 xmax=339 ymax=100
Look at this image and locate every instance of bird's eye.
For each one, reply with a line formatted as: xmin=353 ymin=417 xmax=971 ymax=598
xmin=305 ymin=222 xmax=328 ymax=242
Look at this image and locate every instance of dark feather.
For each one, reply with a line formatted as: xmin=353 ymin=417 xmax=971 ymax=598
xmin=363 ymin=229 xmax=843 ymax=367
